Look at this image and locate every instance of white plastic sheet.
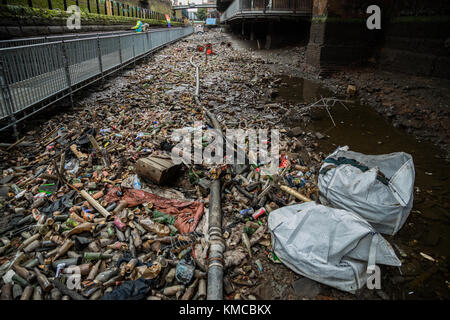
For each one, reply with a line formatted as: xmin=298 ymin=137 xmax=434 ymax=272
xmin=268 ymin=202 xmax=401 ymax=293
xmin=318 ymin=146 xmax=415 ymax=235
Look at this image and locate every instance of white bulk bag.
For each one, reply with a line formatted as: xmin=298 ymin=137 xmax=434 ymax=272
xmin=318 ymin=146 xmax=415 ymax=235
xmin=268 ymin=202 xmax=401 ymax=293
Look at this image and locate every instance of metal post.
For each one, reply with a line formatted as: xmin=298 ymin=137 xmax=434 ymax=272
xmin=28 ymin=0 xmax=32 ymax=8
xmin=96 ymin=0 xmax=100 ymax=14
xmin=104 ymin=0 xmax=107 ymax=15
xmin=0 ymin=62 xmax=19 ymax=139
xmin=117 ymin=2 xmax=120 ymax=16
xmin=132 ymin=35 xmax=136 ymax=70
xmin=96 ymin=36 xmax=104 ymax=83
xmin=63 ymin=0 xmax=67 ymax=11
xmin=61 ymin=41 xmax=74 ymax=109
xmin=145 ymin=31 xmax=150 ymax=63
xmin=75 ymin=0 xmax=79 ymax=7
xmin=48 ymin=0 xmax=52 ymax=10
xmin=118 ymin=36 xmax=123 ymax=64
xmin=265 ymin=21 xmax=273 ymax=49
xmin=87 ymin=0 xmax=91 ymax=13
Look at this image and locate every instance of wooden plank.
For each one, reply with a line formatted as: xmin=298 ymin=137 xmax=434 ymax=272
xmin=80 ymin=190 xmax=111 ymax=219
xmin=135 ymin=156 xmax=180 ymax=185
xmin=6 ymin=136 xmax=26 ymax=150
xmin=87 ymin=134 xmax=110 ymax=167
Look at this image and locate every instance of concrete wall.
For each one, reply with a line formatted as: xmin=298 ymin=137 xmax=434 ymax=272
xmin=233 ymin=19 xmax=310 ymax=48
xmin=378 ymin=0 xmax=450 ymax=79
xmin=305 ymin=0 xmax=450 ymax=79
xmin=305 ymin=0 xmax=384 ymax=70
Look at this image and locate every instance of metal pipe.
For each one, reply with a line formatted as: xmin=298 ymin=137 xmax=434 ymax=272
xmin=189 ymin=55 xmax=200 ymax=97
xmin=207 ymin=179 xmax=224 ymax=300
xmin=190 ymin=53 xmax=224 ymax=300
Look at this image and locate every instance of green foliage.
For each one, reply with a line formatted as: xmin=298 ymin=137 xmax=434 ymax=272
xmin=0 ymin=4 xmax=182 ymax=26
xmin=196 ymin=7 xmax=207 ymax=21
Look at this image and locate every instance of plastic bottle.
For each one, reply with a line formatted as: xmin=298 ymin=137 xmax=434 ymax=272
xmin=252 ymin=207 xmax=266 ymax=220
xmin=153 ymin=210 xmax=176 ymax=225
xmin=95 ymin=268 xmax=118 ymax=282
xmin=132 ymin=175 xmax=142 ymax=190
xmin=239 ymin=207 xmax=254 ymax=216
xmin=175 ymin=259 xmax=195 ymax=284
xmin=81 ymin=207 xmax=95 ymax=222
xmin=139 ymin=218 xmax=170 ymax=237
xmin=33 ymin=267 xmax=53 ymax=292
xmin=113 ymin=216 xmax=126 ymax=231
xmin=11 ymin=184 xmax=21 ymax=195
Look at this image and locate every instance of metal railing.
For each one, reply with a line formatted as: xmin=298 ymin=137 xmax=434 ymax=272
xmin=0 ymin=27 xmax=186 ymax=49
xmin=0 ymin=26 xmax=194 ymax=132
xmin=220 ymin=0 xmax=312 ymax=22
xmin=0 ymin=30 xmax=134 ymax=49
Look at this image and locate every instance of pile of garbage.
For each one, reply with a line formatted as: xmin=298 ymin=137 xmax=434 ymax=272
xmin=0 ymin=31 xmax=415 ymax=300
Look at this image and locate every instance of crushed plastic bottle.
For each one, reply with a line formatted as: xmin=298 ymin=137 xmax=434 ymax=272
xmin=132 ymin=175 xmax=142 ymax=190
xmin=64 ymin=158 xmax=79 ymax=174
xmin=175 ymin=258 xmax=195 ymax=284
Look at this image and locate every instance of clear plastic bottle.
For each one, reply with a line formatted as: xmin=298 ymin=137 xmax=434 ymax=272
xmin=132 ymin=175 xmax=142 ymax=190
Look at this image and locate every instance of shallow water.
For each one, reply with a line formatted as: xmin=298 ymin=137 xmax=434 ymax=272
xmin=278 ymin=74 xmax=450 ymax=299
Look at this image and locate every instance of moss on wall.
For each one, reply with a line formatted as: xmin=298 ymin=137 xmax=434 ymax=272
xmin=0 ymin=4 xmax=182 ymax=26
xmin=5 ymin=0 xmax=173 ymax=16
xmin=311 ymin=15 xmax=366 ymax=24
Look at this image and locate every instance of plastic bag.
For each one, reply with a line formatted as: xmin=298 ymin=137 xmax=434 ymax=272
xmin=268 ymin=202 xmax=401 ymax=293
xmin=318 ymin=146 xmax=415 ymax=235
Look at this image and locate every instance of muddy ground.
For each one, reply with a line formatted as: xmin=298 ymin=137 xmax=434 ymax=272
xmin=1 ymin=29 xmax=449 ymax=300
xmin=225 ymin=32 xmax=450 ymax=300
xmin=239 ymin=39 xmax=450 ymax=162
